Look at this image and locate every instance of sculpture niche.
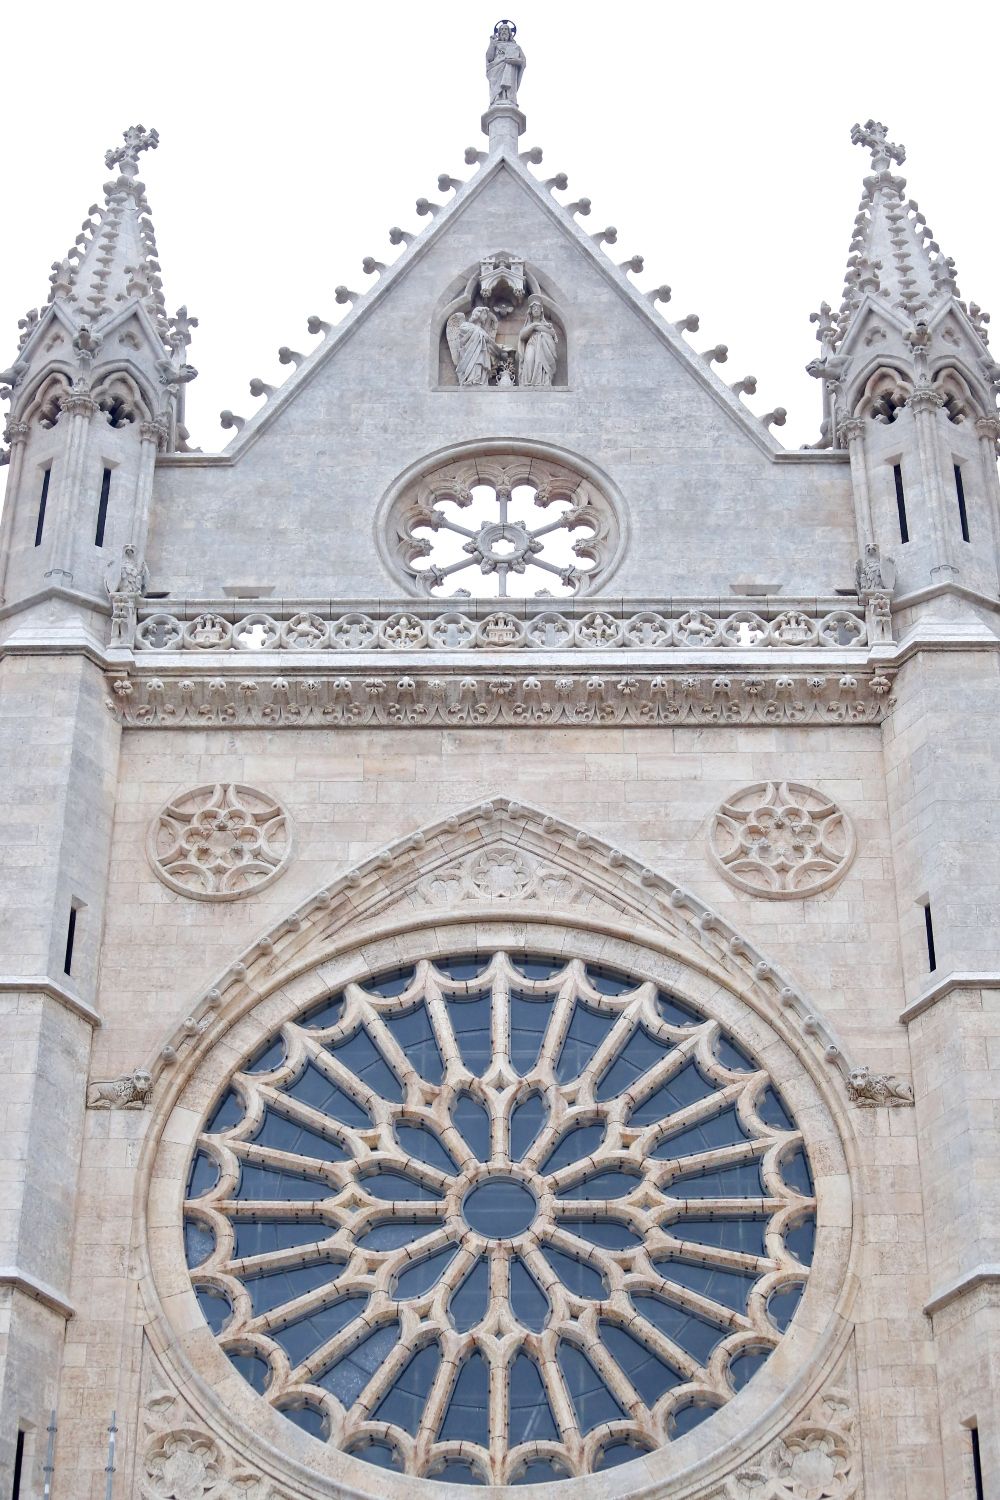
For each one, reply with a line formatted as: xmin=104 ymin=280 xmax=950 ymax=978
xmin=441 ymin=253 xmax=565 ymax=388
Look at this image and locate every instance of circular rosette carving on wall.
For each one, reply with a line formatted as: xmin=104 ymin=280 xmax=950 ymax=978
xmin=709 ymin=782 xmax=855 ymax=899
xmin=147 ymin=783 xmax=292 ymax=901
xmin=159 ymin=933 xmax=853 ymax=1493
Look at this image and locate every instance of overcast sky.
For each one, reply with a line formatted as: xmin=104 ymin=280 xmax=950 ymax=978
xmin=3 ymin=0 xmax=997 ymax=452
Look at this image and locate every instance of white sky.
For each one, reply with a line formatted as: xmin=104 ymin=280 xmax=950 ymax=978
xmin=3 ymin=0 xmax=998 ymax=452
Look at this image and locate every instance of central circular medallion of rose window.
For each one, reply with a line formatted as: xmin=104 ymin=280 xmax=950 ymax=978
xmin=184 ymin=951 xmax=817 ymax=1487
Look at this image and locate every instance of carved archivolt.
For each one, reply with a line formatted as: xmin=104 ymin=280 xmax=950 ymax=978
xmin=147 ymin=784 xmax=292 ymax=901
xmin=709 ymin=783 xmax=855 ymax=900
xmin=853 ymin=367 xmax=912 ymax=423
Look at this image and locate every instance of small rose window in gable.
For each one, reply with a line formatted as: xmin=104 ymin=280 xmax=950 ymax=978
xmin=389 ymin=454 xmax=621 ymax=599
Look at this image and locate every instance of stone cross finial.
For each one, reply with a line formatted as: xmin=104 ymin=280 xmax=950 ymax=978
xmin=850 ymin=119 xmax=905 ymax=171
xmin=105 ymin=125 xmax=160 ymax=177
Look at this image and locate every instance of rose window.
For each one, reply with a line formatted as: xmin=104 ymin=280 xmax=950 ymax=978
xmin=184 ymin=952 xmax=816 ymax=1486
xmin=387 ymin=455 xmax=622 ymax=599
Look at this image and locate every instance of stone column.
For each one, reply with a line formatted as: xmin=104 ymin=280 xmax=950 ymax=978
xmin=908 ymin=386 xmax=955 ymax=580
xmin=839 ymin=417 xmax=874 ymax=556
xmin=975 ymin=416 xmax=1000 ymax=593
xmin=131 ymin=417 xmax=167 ymax=556
xmin=45 ymin=392 xmax=98 ymax=585
xmin=0 ymin=420 xmax=30 ymax=604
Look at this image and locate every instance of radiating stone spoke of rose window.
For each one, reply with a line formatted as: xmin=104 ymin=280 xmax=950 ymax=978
xmin=184 ymin=952 xmax=816 ymax=1485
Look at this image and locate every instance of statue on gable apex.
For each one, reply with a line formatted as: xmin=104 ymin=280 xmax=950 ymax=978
xmin=486 ymin=21 xmax=525 ymax=108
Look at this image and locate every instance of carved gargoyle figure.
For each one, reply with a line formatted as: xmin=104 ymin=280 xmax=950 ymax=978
xmin=87 ymin=1068 xmax=153 ymax=1109
xmin=846 ymin=1065 xmax=914 ymax=1107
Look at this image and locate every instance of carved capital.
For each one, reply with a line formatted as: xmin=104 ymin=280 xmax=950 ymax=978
xmin=837 ymin=416 xmax=866 ymax=445
xmin=3 ymin=420 xmax=29 ymax=446
xmin=140 ymin=418 xmax=169 ymax=449
xmin=59 ymin=392 xmax=98 ymax=420
xmin=908 ymin=386 xmax=946 ymax=415
xmin=974 ymin=416 xmax=1000 ymax=442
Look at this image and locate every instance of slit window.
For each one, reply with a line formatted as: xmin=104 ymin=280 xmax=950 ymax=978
xmin=972 ymin=1425 xmax=984 ymax=1500
xmin=12 ymin=1428 xmax=25 ymax=1499
xmin=893 ymin=464 xmax=909 ymax=544
xmin=95 ymin=467 xmax=112 ymax=547
xmin=64 ymin=903 xmax=79 ymax=976
xmin=923 ymin=902 xmax=937 ymax=973
xmin=34 ymin=468 xmax=51 ymax=548
xmin=955 ymin=465 xmax=970 ymax=543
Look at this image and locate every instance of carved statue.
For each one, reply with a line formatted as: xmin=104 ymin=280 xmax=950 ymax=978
xmin=846 ymin=1066 xmax=914 ymax=1107
xmin=517 ymin=297 xmax=558 ymax=387
xmin=486 ymin=20 xmax=525 ymax=107
xmin=105 ymin=541 xmax=149 ymax=598
xmin=447 ymin=307 xmax=501 ymax=387
xmin=854 ymin=542 xmax=895 ymax=599
xmin=87 ymin=1069 xmax=153 ymax=1109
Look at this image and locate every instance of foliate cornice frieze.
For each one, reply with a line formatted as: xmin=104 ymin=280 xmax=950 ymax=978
xmin=105 ymin=666 xmax=895 ymax=728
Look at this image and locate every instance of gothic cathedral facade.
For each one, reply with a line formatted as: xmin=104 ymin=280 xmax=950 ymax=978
xmin=1 ymin=23 xmax=999 ymax=1500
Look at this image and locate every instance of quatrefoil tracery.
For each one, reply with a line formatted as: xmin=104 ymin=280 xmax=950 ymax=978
xmin=185 ymin=952 xmax=815 ymax=1486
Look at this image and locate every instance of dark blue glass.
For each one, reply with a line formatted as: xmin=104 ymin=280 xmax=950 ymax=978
xmin=431 ymin=1461 xmax=483 ymax=1486
xmin=767 ymin=1283 xmax=804 ymax=1333
xmin=657 ymin=992 xmax=701 ymax=1027
xmin=357 ymin=1220 xmax=436 ymax=1251
xmin=596 ymin=1440 xmax=651 ymax=1470
xmin=671 ymin=1402 xmax=718 ymax=1437
xmin=561 ymin=1219 xmax=642 ymax=1251
xmin=453 ymin=1093 xmax=490 ymax=1159
xmin=757 ymin=1084 xmax=794 ymax=1131
xmin=270 ymin=1296 xmax=368 ymax=1367
xmin=600 ymin=1320 xmax=681 ymax=1405
xmin=509 ymin=992 xmax=551 ymax=1075
xmin=585 ymin=965 xmax=635 ymax=996
xmin=628 ymin=1062 xmax=717 ymax=1126
xmin=395 ymin=1246 xmax=457 ymax=1298
xmin=508 ymin=1354 xmax=559 ymax=1444
xmin=206 ymin=1089 xmax=244 ymax=1133
xmin=440 ymin=1351 xmax=490 ymax=1446
xmin=436 ymin=956 xmax=489 ymax=981
xmin=279 ymin=1403 xmax=327 ymax=1439
xmin=542 ymin=1246 xmax=606 ymax=1300
xmin=242 ymin=1259 xmax=342 ymax=1316
xmin=226 ymin=1350 xmax=270 ymax=1392
xmin=631 ymin=1294 xmax=726 ymax=1365
xmin=729 ymin=1348 xmax=769 ymax=1391
xmin=328 ymin=1029 xmax=402 ymax=1103
xmin=299 ymin=995 xmax=345 ymax=1029
xmin=779 ymin=1145 xmax=814 ymax=1196
xmin=786 ymin=1214 xmax=816 ymax=1265
xmin=675 ymin=1217 xmax=767 ymax=1257
xmin=232 ymin=1219 xmax=327 ymax=1257
xmin=542 ymin=1124 xmax=604 ymax=1173
xmin=347 ymin=1440 xmax=400 ymax=1470
xmin=714 ymin=1035 xmax=757 ymax=1073
xmin=653 ymin=1258 xmax=758 ymax=1314
xmin=364 ymin=1171 xmax=442 ymax=1202
xmin=316 ymin=1321 xmax=399 ymax=1405
xmin=450 ymin=1256 xmax=489 ymax=1331
xmin=187 ymin=1150 xmax=219 ymax=1199
xmin=244 ymin=1037 xmax=287 ymax=1074
xmin=366 ymin=966 xmax=416 ymax=997
xmin=194 ymin=1286 xmax=231 ymax=1333
xmin=512 ymin=1460 xmax=568 ymax=1485
xmin=235 ymin=1161 xmax=329 ymax=1203
xmin=556 ymin=1002 xmax=613 ymax=1083
xmin=557 ymin=1170 xmax=636 ymax=1201
xmin=510 ymin=1093 xmax=547 ymax=1159
xmin=510 ymin=1256 xmax=549 ymax=1331
xmin=396 ymin=1123 xmax=457 ymax=1174
xmin=513 ymin=955 xmax=563 ymax=980
xmin=373 ymin=1343 xmax=440 ymax=1433
xmin=669 ymin=1160 xmax=764 ymax=1199
xmin=653 ymin=1105 xmax=749 ymax=1159
xmin=184 ymin=1218 xmax=215 ymax=1268
xmin=385 ymin=1004 xmax=443 ymax=1083
xmin=597 ymin=1027 xmax=676 ymax=1102
xmin=251 ymin=1108 xmax=349 ymax=1163
xmin=285 ymin=1062 xmax=370 ymax=1128
xmin=557 ymin=1343 xmax=626 ymax=1433
xmin=449 ymin=992 xmax=492 ymax=1075
xmin=464 ymin=1179 xmax=535 ymax=1237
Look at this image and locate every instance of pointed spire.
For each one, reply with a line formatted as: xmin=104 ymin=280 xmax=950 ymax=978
xmin=835 ymin=118 xmax=962 ymax=340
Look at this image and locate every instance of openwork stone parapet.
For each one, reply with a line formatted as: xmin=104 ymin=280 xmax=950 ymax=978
xmin=132 ymin=604 xmax=871 ymax=653
xmin=106 ymin=668 xmax=895 ymax=728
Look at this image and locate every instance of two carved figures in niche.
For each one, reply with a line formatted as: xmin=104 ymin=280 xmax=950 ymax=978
xmin=446 ymin=253 xmax=560 ymax=388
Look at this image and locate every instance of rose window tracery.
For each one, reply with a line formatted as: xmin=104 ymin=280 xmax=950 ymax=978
xmin=387 ymin=455 xmax=622 ymax=599
xmin=147 ymin=783 xmax=291 ymax=901
xmin=184 ymin=951 xmax=817 ymax=1486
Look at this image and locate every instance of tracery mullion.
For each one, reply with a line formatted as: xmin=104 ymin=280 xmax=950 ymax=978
xmin=352 ymin=1000 xmax=417 ymax=1100
xmin=533 ymin=962 xmax=585 ymax=1077
xmin=651 ymin=1137 xmax=772 ymax=1180
xmin=298 ymin=1034 xmax=386 ymax=1120
xmin=648 ymin=1235 xmax=778 ymax=1278
xmin=223 ymin=1138 xmax=351 ymax=1189
xmin=251 ymin=1080 xmax=360 ymax=1156
xmin=575 ymin=993 xmax=649 ymax=1093
xmin=617 ymin=1027 xmax=709 ymax=1115
xmin=639 ymin=1077 xmax=747 ymax=1145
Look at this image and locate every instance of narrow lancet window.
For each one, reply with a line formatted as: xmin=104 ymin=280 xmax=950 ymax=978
xmin=34 ymin=468 xmax=51 ymax=548
xmin=955 ymin=464 xmax=970 ymax=543
xmin=923 ymin=902 xmax=937 ymax=972
xmin=64 ymin=904 xmax=79 ymax=976
xmin=12 ymin=1429 xmax=25 ymax=1499
xmin=893 ymin=464 xmax=909 ymax=544
xmin=95 ymin=467 xmax=112 ymax=547
xmin=972 ymin=1425 xmax=984 ymax=1500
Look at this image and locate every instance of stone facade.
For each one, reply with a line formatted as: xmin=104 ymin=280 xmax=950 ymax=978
xmin=1 ymin=32 xmax=999 ymax=1500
